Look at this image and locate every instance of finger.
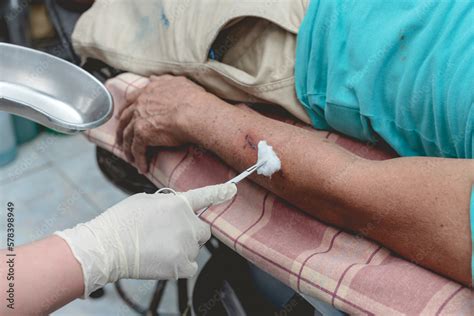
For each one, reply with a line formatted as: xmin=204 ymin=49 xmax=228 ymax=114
xmin=116 ymin=106 xmax=135 ymax=145
xmin=131 ymin=129 xmax=149 ymax=174
xmin=122 ymin=122 xmax=135 ymax=162
xmin=119 ymin=87 xmax=143 ymax=117
xmin=179 ymin=183 xmax=237 ymax=212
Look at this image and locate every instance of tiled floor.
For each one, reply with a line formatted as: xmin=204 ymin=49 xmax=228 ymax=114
xmin=0 ymin=132 xmax=207 ymax=315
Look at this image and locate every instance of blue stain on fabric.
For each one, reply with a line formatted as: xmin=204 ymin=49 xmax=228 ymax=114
xmin=135 ymin=16 xmax=151 ymax=41
xmin=160 ymin=6 xmax=170 ymax=28
xmin=160 ymin=13 xmax=170 ymax=28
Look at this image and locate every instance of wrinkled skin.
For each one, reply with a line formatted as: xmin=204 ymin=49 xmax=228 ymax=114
xmin=117 ymin=75 xmax=206 ymax=173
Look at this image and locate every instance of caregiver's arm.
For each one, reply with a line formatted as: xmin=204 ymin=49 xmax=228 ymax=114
xmin=0 ymin=236 xmax=84 ymax=315
xmin=118 ymin=76 xmax=473 ymax=286
xmin=0 ymin=184 xmax=235 ymax=315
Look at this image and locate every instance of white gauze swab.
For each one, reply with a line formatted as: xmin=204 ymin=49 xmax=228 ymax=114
xmin=256 ymin=141 xmax=281 ymax=177
xmin=195 ymin=140 xmax=281 ymax=219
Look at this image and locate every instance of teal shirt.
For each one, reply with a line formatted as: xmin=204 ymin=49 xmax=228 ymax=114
xmin=295 ymin=0 xmax=473 ymax=158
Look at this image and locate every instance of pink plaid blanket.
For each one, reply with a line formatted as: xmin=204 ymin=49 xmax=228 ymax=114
xmin=85 ymin=73 xmax=473 ymax=315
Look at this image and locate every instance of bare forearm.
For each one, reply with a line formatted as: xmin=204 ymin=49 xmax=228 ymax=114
xmin=182 ymin=98 xmax=359 ymax=216
xmin=181 ymin=96 xmax=473 ymax=285
xmin=354 ymin=156 xmax=472 ymax=284
xmin=183 ymin=97 xmax=383 ymax=227
xmin=0 ymin=236 xmax=84 ymax=315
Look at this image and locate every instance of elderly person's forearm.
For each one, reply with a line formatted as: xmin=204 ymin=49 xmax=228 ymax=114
xmin=180 ymin=92 xmax=473 ymax=286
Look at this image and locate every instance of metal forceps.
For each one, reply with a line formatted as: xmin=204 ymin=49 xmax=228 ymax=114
xmin=196 ymin=160 xmax=267 ymax=218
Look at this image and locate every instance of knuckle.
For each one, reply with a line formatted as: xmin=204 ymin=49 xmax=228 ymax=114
xmin=134 ymin=122 xmax=147 ymax=136
xmin=137 ymin=94 xmax=147 ymax=103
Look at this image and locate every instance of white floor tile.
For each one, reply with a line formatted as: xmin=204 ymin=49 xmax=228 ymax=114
xmin=0 ymin=133 xmax=50 ymax=184
xmin=0 ymin=166 xmax=98 ymax=245
xmin=54 ymin=145 xmax=129 ymax=210
xmin=38 ymin=132 xmax=95 ymax=163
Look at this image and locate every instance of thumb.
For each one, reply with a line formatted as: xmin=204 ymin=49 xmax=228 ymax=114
xmin=180 ymin=183 xmax=237 ymax=211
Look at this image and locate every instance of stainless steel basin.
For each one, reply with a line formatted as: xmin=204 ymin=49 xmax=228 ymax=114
xmin=0 ymin=43 xmax=113 ymax=134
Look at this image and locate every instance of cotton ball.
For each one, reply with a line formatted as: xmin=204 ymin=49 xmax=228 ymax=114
xmin=256 ymin=141 xmax=281 ymax=177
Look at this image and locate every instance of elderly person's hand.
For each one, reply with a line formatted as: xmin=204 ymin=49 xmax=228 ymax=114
xmin=116 ymin=75 xmax=211 ymax=173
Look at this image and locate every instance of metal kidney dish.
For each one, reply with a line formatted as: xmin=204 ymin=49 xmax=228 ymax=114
xmin=0 ymin=43 xmax=113 ymax=134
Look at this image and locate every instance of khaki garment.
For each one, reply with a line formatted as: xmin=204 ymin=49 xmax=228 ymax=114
xmin=72 ymin=0 xmax=311 ymax=123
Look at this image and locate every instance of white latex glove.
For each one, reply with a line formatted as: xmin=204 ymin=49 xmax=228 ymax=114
xmin=55 ymin=183 xmax=237 ymax=297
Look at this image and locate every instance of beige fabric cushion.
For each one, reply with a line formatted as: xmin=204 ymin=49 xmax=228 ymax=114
xmin=72 ymin=0 xmax=311 ymax=123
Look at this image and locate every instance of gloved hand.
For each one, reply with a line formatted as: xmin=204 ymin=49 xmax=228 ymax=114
xmin=55 ymin=183 xmax=237 ymax=297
